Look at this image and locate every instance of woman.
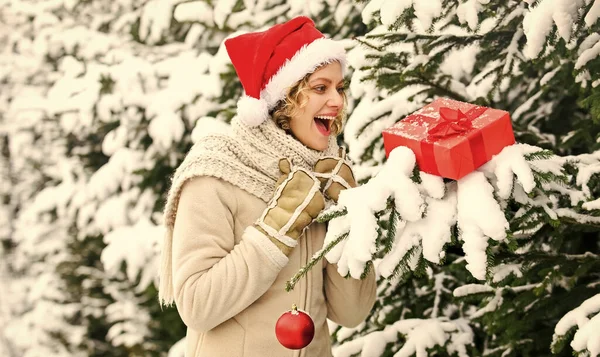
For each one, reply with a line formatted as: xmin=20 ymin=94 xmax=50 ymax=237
xmin=158 ymin=16 xmax=377 ymax=357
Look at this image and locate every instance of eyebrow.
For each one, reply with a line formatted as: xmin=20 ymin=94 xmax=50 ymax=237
xmin=309 ymin=78 xmax=345 ymax=85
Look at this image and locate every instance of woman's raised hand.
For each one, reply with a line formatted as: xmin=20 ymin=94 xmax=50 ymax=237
xmin=254 ymin=158 xmax=325 ymax=256
xmin=313 ymin=148 xmax=357 ymax=203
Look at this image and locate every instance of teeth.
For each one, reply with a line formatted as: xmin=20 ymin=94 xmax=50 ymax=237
xmin=315 ymin=116 xmax=335 ymax=120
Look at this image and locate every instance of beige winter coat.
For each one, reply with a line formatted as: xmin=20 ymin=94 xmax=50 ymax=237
xmin=172 ymin=175 xmax=377 ymax=357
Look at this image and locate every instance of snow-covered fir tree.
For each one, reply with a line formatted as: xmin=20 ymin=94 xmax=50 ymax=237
xmin=284 ymin=1 xmax=600 ymax=357
xmin=0 ymin=2 xmax=89 ymax=355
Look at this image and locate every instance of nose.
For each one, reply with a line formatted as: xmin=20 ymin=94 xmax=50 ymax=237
xmin=327 ymin=88 xmax=343 ymax=108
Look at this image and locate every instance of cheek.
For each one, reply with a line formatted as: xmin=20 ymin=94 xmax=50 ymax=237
xmin=292 ymin=108 xmax=311 ymax=128
xmin=304 ymin=93 xmax=325 ymax=113
xmin=289 ymin=111 xmax=312 ymax=136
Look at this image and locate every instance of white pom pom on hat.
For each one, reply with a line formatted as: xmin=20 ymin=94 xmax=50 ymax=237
xmin=224 ymin=16 xmax=347 ymax=127
xmin=236 ymin=95 xmax=270 ymax=127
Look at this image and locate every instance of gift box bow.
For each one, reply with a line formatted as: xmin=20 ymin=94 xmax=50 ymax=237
xmin=427 ymin=106 xmax=486 ymax=139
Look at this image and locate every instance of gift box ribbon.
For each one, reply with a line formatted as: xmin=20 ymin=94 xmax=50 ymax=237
xmin=428 ymin=107 xmax=474 ymax=138
xmin=420 ymin=105 xmax=489 ymax=177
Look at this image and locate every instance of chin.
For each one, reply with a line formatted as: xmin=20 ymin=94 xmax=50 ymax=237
xmin=309 ymin=141 xmax=329 ymax=151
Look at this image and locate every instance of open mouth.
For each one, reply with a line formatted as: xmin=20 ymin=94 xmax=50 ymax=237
xmin=314 ymin=115 xmax=334 ymax=136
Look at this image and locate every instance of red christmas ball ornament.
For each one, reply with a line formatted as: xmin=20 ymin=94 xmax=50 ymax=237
xmin=275 ymin=304 xmax=315 ymax=350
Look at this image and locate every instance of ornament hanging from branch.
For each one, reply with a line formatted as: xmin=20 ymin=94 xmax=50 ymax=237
xmin=275 ymin=304 xmax=315 ymax=350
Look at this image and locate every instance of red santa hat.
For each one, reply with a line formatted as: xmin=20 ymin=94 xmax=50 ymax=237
xmin=224 ymin=16 xmax=347 ymax=127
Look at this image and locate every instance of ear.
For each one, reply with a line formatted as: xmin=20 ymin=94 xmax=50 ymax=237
xmin=278 ymin=158 xmax=292 ymax=175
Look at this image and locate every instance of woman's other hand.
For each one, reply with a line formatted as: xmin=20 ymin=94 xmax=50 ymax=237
xmin=313 ymin=148 xmax=357 ymax=202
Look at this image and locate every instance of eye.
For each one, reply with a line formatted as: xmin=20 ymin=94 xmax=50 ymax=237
xmin=337 ymin=86 xmax=345 ymax=94
xmin=313 ymin=85 xmax=326 ymax=93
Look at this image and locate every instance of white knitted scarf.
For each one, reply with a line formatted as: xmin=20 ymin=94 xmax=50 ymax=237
xmin=158 ymin=117 xmax=339 ymax=306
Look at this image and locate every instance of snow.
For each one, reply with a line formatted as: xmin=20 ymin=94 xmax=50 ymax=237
xmin=325 ymin=146 xmax=426 ymax=278
xmin=584 ymin=0 xmax=600 ymax=27
xmin=333 ymin=2 xmax=354 ymax=27
xmin=491 ymin=264 xmax=523 ymax=283
xmin=139 ymin=0 xmax=176 ymax=45
xmin=440 ymin=45 xmax=478 ymax=81
xmin=576 ymin=162 xmax=600 ymax=198
xmin=86 ymin=149 xmax=144 ymax=200
xmin=554 ymin=294 xmax=600 ymax=356
xmin=325 ymin=138 xmax=580 ymax=282
xmin=543 ymin=181 xmax=586 ymax=206
xmin=101 ymin=217 xmax=163 ymax=291
xmin=419 ymin=171 xmax=445 ymax=199
xmin=512 ymin=90 xmax=543 ymax=120
xmin=480 ymin=143 xmax=539 ymax=199
xmin=571 ymin=313 xmax=600 ymax=356
xmin=465 ymin=60 xmax=501 ymax=100
xmin=214 ymin=0 xmax=238 ymax=29
xmin=361 ymin=0 xmax=385 ymax=24
xmin=456 ymin=0 xmax=486 ymax=31
xmin=579 ymin=33 xmax=600 ymax=55
xmin=582 ymin=197 xmax=600 ymax=210
xmin=174 ymin=1 xmax=214 ymax=25
xmin=522 ymin=0 xmax=582 ymax=58
xmin=457 ymin=172 xmax=508 ymax=279
xmin=576 ymin=38 xmax=600 ymax=69
xmin=453 ymin=284 xmax=494 ymax=297
xmin=429 ymin=273 xmax=451 ymax=318
xmin=478 ymin=14 xmax=498 ymax=34
xmin=412 ymin=0 xmax=443 ymax=30
xmin=411 ymin=191 xmax=457 ymax=265
xmin=149 ymin=111 xmax=186 ymax=151
xmin=191 ymin=116 xmax=231 ymax=142
xmin=361 ymin=0 xmax=445 ymax=30
xmin=379 ymin=0 xmax=413 ymax=26
xmin=377 ymin=219 xmax=416 ymax=278
xmin=554 ymin=208 xmax=600 ymax=224
xmin=105 ymin=298 xmax=151 ymax=347
xmin=540 ymin=66 xmax=561 ymax=86
xmin=333 ymin=317 xmax=473 ymax=357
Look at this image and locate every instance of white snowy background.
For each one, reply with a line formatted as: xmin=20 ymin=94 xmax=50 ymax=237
xmin=1 ymin=0 xmax=600 ymax=356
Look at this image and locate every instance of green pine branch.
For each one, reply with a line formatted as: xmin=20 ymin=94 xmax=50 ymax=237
xmin=524 ymin=150 xmax=555 ymax=161
xmin=285 ymin=232 xmax=349 ymax=292
xmin=378 ymin=208 xmax=398 ymax=256
xmin=316 ymin=206 xmax=347 ymax=223
xmin=389 ymin=245 xmax=421 ymax=279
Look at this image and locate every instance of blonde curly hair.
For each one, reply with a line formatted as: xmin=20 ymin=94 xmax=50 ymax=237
xmin=270 ymin=64 xmax=346 ymax=136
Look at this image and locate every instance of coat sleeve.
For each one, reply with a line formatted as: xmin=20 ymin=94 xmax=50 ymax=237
xmin=171 ymin=176 xmax=288 ymax=332
xmin=323 ymin=262 xmax=377 ymax=328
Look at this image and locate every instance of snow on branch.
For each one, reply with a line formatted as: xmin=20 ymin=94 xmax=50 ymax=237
xmin=286 ymin=143 xmax=600 ymax=291
xmin=552 ymin=293 xmax=600 ymax=356
xmin=326 ymin=143 xmax=564 ymax=281
xmin=325 ymin=146 xmax=426 ymax=279
xmin=332 ymin=317 xmax=473 ymax=357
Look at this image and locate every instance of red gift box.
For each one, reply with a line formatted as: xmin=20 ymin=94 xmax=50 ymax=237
xmin=382 ymin=98 xmax=516 ymax=180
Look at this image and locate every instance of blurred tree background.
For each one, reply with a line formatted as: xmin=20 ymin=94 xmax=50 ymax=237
xmin=1 ymin=1 xmax=599 ymax=357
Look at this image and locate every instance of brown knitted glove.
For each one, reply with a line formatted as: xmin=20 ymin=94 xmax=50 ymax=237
xmin=254 ymin=158 xmax=325 ymax=256
xmin=313 ymin=148 xmax=357 ymax=203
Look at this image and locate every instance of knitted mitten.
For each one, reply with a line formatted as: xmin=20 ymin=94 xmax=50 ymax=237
xmin=313 ymin=148 xmax=357 ymax=203
xmin=254 ymin=158 xmax=325 ymax=256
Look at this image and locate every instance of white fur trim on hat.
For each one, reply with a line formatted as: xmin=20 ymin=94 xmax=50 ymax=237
xmin=236 ymin=95 xmax=270 ymax=127
xmin=237 ymin=37 xmax=347 ymax=127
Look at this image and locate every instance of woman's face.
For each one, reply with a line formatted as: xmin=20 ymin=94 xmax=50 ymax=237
xmin=289 ymin=61 xmax=344 ymax=151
